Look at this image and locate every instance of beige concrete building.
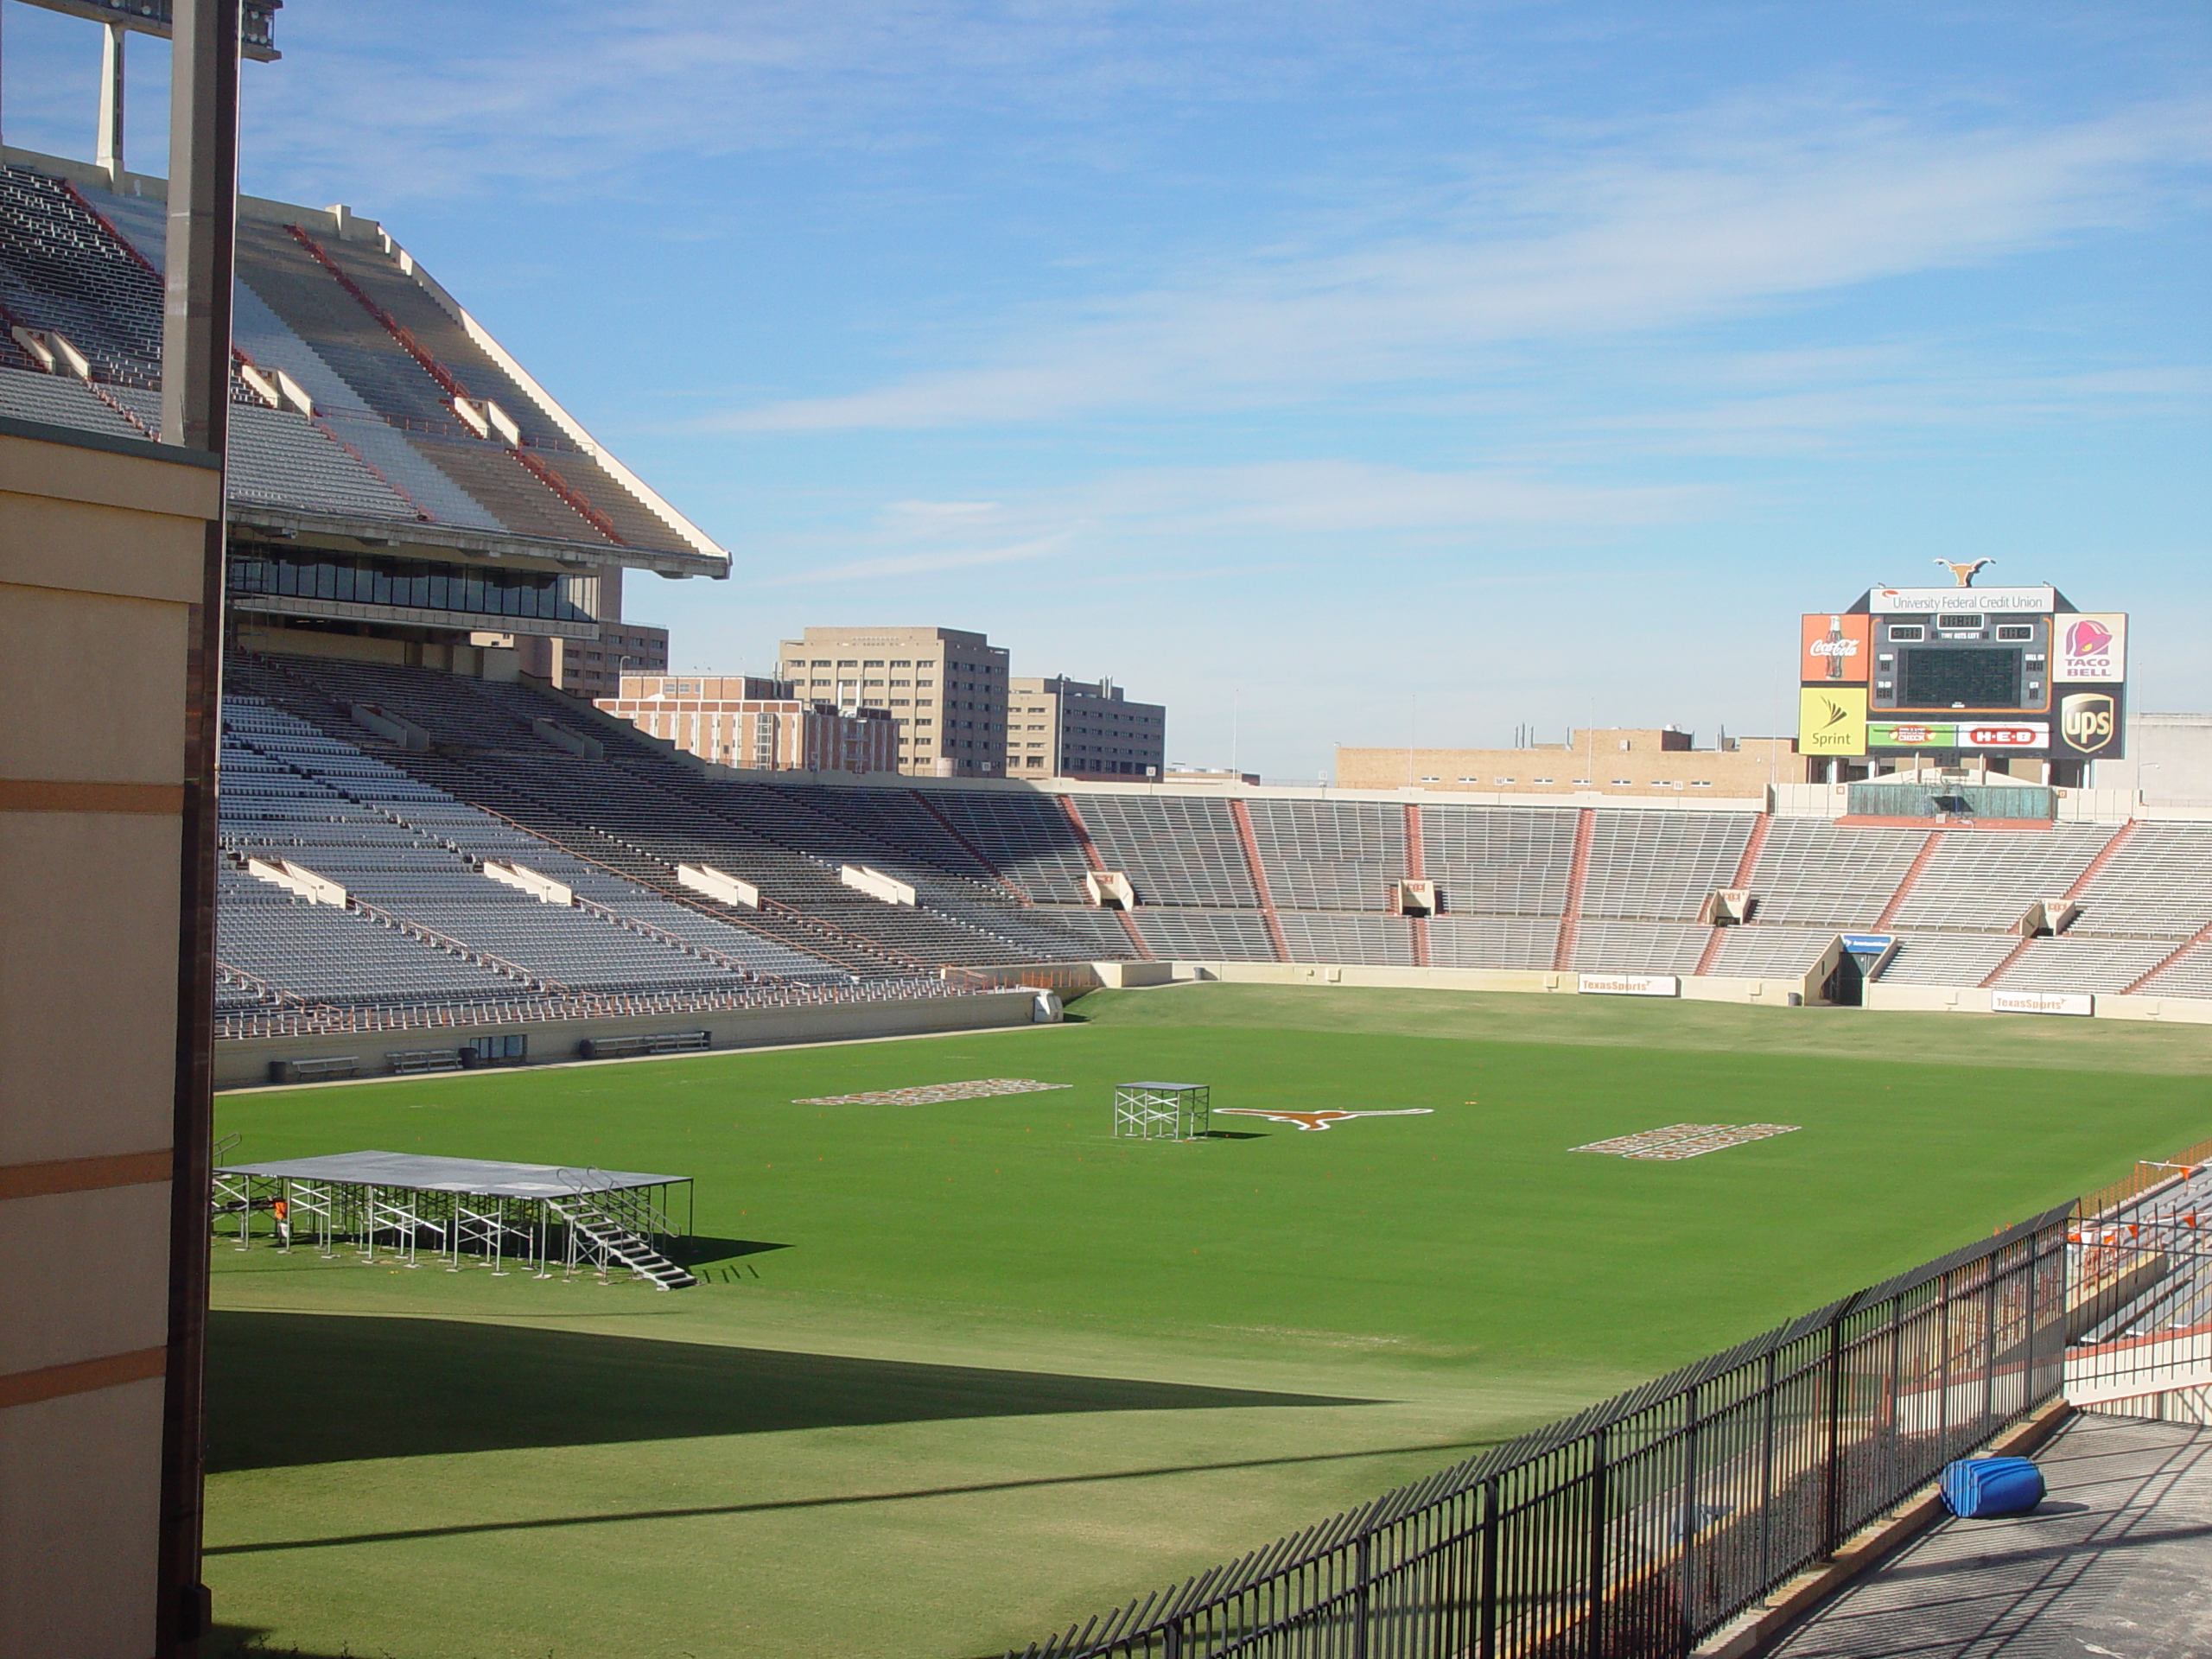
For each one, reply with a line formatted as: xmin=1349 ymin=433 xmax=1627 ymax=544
xmin=1007 ymin=675 xmax=1166 ymax=779
xmin=2 ymin=414 xmax=224 ymax=1656
xmin=777 ymin=626 xmax=1008 ymax=777
xmin=1335 ymin=728 xmax=1799 ymax=798
xmin=597 ymin=674 xmax=898 ymax=772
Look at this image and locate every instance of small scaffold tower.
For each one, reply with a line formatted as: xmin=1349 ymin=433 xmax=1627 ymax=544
xmin=1113 ymin=1081 xmax=1211 ymax=1141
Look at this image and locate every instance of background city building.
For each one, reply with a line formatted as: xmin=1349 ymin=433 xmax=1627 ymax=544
xmin=1007 ymin=675 xmax=1165 ymax=779
xmin=1334 ymin=729 xmax=1797 ymax=798
xmin=596 ymin=674 xmax=897 ymax=772
xmin=776 ymin=626 xmax=1007 ymax=777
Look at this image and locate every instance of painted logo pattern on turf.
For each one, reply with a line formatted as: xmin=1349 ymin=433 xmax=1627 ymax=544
xmin=794 ymin=1079 xmax=1071 ymax=1106
xmin=1214 ymin=1108 xmax=1434 ymax=1133
xmin=1573 ymin=1123 xmax=1798 ymax=1161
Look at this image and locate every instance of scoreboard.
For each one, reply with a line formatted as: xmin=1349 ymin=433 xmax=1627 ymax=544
xmin=1798 ymin=584 xmax=2125 ymax=767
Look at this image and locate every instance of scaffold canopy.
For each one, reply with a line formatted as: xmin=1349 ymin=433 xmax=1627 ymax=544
xmin=215 ymin=1150 xmax=687 ymax=1200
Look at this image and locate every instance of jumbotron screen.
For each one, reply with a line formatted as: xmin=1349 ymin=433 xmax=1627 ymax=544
xmin=1899 ymin=647 xmax=2018 ymax=709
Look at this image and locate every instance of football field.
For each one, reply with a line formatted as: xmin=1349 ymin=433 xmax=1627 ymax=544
xmin=203 ymin=985 xmax=2212 ymax=1658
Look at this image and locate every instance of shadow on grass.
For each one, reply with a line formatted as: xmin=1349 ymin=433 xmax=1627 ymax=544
xmin=207 ymin=1433 xmax=1502 ymax=1558
xmin=204 ymin=1626 xmax=362 ymax=1659
xmin=677 ymin=1235 xmax=791 ymax=1266
xmin=210 ymin=1310 xmax=1377 ymax=1473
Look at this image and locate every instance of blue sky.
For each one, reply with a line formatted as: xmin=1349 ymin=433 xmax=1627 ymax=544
xmin=6 ymin=1 xmax=2207 ymax=776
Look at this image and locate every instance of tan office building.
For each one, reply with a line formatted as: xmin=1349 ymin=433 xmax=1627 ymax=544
xmin=1007 ymin=675 xmax=1166 ymax=779
xmin=1336 ymin=728 xmax=1798 ymax=798
xmin=597 ymin=674 xmax=898 ymax=772
xmin=776 ymin=626 xmax=1008 ymax=777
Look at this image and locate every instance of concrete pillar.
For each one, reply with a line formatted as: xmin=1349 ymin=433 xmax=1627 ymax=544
xmin=97 ymin=23 xmax=125 ymax=184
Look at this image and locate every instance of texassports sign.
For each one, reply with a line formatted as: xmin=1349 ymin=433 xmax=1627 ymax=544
xmin=1578 ymin=973 xmax=1679 ymax=997
xmin=1214 ymin=1108 xmax=1434 ymax=1133
xmin=1991 ymin=990 xmax=2093 ymax=1017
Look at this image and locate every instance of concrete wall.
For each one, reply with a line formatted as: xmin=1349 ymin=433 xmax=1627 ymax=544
xmin=1866 ymin=984 xmax=2212 ymax=1024
xmin=1175 ymin=961 xmax=1826 ymax=1004
xmin=1 ymin=416 xmax=222 ymax=1656
xmin=215 ymin=989 xmax=1044 ymax=1090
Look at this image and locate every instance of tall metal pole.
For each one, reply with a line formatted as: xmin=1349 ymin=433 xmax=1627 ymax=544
xmin=98 ymin=22 xmax=126 ymax=183
xmin=158 ymin=0 xmax=238 ymax=1652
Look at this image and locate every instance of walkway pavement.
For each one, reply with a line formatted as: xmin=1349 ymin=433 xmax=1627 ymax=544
xmin=1770 ymin=1414 xmax=2212 ymax=1658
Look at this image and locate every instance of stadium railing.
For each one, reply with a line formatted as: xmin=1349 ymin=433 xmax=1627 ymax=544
xmin=1010 ymin=1203 xmax=2073 ymax=1659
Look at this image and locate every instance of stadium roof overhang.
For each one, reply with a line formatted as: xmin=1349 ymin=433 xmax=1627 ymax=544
xmin=228 ymin=504 xmax=728 ymax=579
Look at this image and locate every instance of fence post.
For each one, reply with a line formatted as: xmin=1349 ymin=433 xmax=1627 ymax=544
xmin=1478 ymin=1478 xmax=1499 ymax=1659
xmin=1677 ymin=1381 xmax=1702 ymax=1648
xmin=1981 ymin=1255 xmax=1999 ymax=1429
xmin=1586 ymin=1425 xmax=1608 ymax=1656
xmin=1757 ymin=1349 xmax=1776 ymax=1591
xmin=1354 ymin=1529 xmax=1370 ymax=1659
xmin=1821 ymin=1317 xmax=1844 ymax=1557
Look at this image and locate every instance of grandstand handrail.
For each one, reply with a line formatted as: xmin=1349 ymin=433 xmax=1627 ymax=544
xmin=506 ymin=445 xmax=623 ymax=544
xmin=211 ymin=975 xmax=983 ymax=1041
xmin=286 ymin=224 xmax=475 ymax=404
xmin=214 ymin=958 xmax=312 ymax=1010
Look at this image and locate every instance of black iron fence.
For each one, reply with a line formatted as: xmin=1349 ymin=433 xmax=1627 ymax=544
xmin=1014 ymin=1202 xmax=2074 ymax=1659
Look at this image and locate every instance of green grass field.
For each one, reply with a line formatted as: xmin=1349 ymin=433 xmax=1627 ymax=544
xmin=205 ymin=986 xmax=2211 ymax=1658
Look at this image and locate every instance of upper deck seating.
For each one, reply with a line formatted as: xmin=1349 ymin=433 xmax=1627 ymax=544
xmin=1885 ymin=824 xmax=2116 ymax=934
xmin=1417 ymin=806 xmax=1577 ymax=917
xmin=1077 ymin=796 xmax=1260 ymax=909
xmin=2062 ymin=825 xmax=2212 ymax=940
xmin=1244 ymin=800 xmax=1405 ymax=912
xmin=922 ymin=791 xmax=1097 ymax=906
xmin=1578 ymin=812 xmax=1753 ymax=921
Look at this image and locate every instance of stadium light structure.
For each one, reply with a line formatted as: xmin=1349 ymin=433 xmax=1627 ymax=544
xmin=11 ymin=0 xmax=282 ymax=60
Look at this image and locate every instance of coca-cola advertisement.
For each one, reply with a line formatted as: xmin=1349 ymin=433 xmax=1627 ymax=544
xmin=1799 ymin=613 xmax=1871 ymax=683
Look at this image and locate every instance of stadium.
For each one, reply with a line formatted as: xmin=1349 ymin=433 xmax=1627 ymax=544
xmin=3 ymin=8 xmax=2210 ymax=1659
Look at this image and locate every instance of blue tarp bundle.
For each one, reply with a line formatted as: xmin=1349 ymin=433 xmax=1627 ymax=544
xmin=1939 ymin=1456 xmax=2044 ymax=1517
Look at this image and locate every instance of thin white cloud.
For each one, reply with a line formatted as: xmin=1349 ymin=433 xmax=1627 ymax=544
xmin=715 ymin=100 xmax=2210 ymax=432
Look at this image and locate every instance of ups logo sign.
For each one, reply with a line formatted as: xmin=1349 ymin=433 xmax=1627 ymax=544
xmin=2060 ymin=693 xmax=2116 ymax=753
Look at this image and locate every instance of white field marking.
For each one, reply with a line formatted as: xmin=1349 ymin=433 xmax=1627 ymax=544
xmin=794 ymin=1077 xmax=1071 ymax=1106
xmin=1214 ymin=1108 xmax=1435 ymax=1133
xmin=1573 ymin=1122 xmax=1799 ymax=1160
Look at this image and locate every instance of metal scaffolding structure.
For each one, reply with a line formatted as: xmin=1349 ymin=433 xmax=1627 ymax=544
xmin=1112 ymin=1081 xmax=1211 ymax=1141
xmin=211 ymin=1151 xmax=697 ymax=1287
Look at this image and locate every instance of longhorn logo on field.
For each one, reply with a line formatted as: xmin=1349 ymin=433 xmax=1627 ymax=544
xmin=1215 ymin=1108 xmax=1435 ymax=1132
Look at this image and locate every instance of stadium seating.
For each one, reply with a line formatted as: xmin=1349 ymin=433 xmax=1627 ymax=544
xmin=206 ymin=655 xmax=2212 ymax=1020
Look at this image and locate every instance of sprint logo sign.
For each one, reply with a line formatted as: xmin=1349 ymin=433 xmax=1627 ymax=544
xmin=1797 ymin=687 xmax=1867 ymax=757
